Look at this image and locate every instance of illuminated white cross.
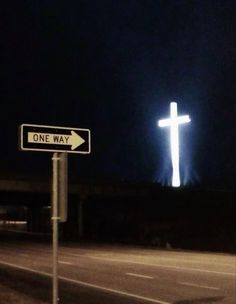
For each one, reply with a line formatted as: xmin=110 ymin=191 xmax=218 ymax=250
xmin=158 ymin=102 xmax=191 ymax=187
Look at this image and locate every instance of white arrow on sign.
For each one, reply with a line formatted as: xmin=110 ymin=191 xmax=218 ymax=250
xmin=28 ymin=131 xmax=85 ymax=150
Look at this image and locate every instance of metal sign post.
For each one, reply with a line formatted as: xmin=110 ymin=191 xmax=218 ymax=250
xmin=18 ymin=123 xmax=91 ymax=304
xmin=58 ymin=153 xmax=68 ymax=223
xmin=52 ymin=152 xmax=59 ymax=304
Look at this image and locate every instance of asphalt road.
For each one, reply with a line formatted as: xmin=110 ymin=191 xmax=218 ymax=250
xmin=0 ymin=240 xmax=235 ymax=303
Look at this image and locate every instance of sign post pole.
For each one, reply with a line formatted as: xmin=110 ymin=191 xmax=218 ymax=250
xmin=58 ymin=153 xmax=68 ymax=223
xmin=18 ymin=123 xmax=91 ymax=303
xmin=52 ymin=152 xmax=59 ymax=304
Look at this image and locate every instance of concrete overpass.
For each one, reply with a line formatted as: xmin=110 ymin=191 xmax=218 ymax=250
xmin=0 ymin=177 xmax=153 ymax=199
xmin=0 ymin=176 xmax=157 ymax=238
xmin=0 ymin=177 xmax=235 ymax=252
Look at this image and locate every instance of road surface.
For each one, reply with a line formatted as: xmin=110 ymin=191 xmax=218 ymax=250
xmin=0 ymin=240 xmax=235 ymax=303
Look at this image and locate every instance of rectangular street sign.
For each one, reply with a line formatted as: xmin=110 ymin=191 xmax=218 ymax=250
xmin=19 ymin=124 xmax=91 ymax=154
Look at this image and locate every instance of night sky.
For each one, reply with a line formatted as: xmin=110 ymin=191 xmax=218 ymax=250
xmin=2 ymin=1 xmax=236 ymax=190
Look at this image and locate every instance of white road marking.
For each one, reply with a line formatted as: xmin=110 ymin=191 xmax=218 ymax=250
xmin=60 ymin=276 xmax=169 ymax=304
xmin=0 ymin=260 xmax=170 ymax=304
xmin=60 ymin=253 xmax=85 ymax=259
xmin=59 ymin=261 xmax=72 ymax=265
xmin=0 ymin=260 xmax=51 ymax=276
xmin=19 ymin=253 xmax=29 ymax=257
xmin=139 ymin=256 xmax=234 ymax=267
xmin=87 ymin=255 xmax=236 ymax=276
xmin=126 ymin=272 xmax=153 ymax=279
xmin=179 ymin=281 xmax=220 ymax=290
xmin=64 ymin=251 xmax=235 ymax=268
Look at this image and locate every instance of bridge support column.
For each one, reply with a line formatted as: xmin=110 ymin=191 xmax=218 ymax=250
xmin=62 ymin=195 xmax=86 ymax=240
xmin=78 ymin=196 xmax=86 ymax=238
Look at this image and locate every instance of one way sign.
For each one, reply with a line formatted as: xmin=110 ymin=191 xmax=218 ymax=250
xmin=19 ymin=124 xmax=91 ymax=154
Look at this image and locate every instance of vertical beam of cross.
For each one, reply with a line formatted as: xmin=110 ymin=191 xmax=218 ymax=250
xmin=158 ymin=102 xmax=191 ymax=187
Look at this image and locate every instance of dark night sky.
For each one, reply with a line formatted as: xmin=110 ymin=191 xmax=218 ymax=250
xmin=1 ymin=1 xmax=236 ymax=190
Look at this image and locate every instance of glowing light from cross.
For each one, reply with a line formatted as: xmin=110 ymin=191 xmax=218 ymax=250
xmin=158 ymin=102 xmax=191 ymax=187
